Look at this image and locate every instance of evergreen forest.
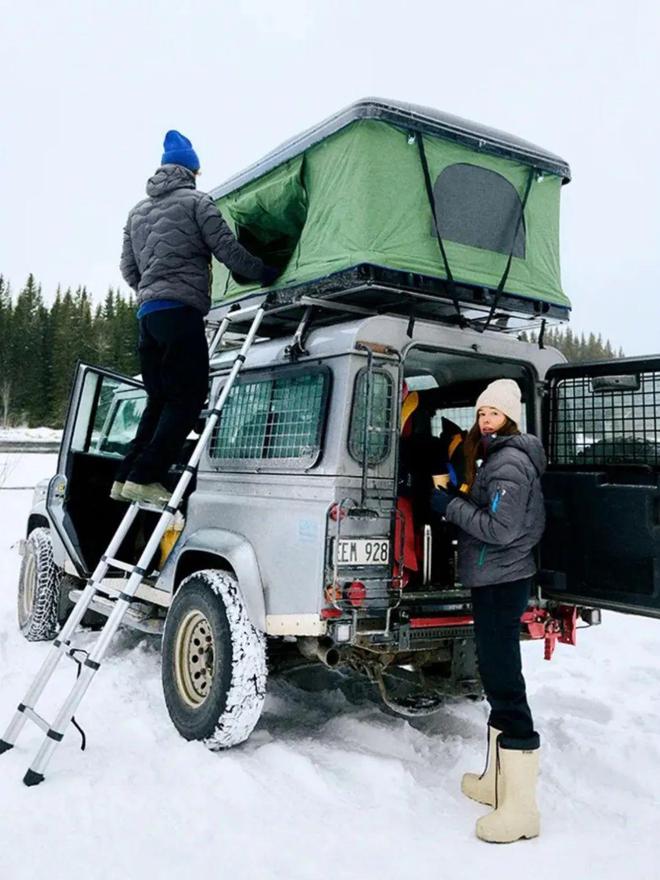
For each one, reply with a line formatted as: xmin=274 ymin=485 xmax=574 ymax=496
xmin=0 ymin=275 xmax=138 ymax=428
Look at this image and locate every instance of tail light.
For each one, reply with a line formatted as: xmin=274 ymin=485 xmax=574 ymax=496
xmin=345 ymin=580 xmax=367 ymax=607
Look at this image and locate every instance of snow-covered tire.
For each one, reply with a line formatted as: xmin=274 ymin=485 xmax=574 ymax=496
xmin=17 ymin=527 xmax=62 ymax=642
xmin=161 ymin=569 xmax=267 ymax=749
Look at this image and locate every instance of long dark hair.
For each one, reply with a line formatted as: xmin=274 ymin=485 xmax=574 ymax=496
xmin=463 ymin=417 xmax=520 ymax=489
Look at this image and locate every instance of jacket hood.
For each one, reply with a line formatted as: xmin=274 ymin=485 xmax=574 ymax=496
xmin=489 ymin=433 xmax=547 ymax=477
xmin=146 ymin=164 xmax=197 ymax=198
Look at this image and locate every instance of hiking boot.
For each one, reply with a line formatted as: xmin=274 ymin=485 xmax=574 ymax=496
xmin=122 ymin=480 xmax=171 ymax=509
xmin=110 ymin=481 xmax=126 ymax=501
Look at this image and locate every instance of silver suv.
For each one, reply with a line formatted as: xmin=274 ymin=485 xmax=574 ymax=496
xmin=16 ymin=305 xmax=660 ymax=748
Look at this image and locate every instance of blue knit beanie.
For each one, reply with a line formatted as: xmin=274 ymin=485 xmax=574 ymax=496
xmin=161 ymin=130 xmax=200 ymax=171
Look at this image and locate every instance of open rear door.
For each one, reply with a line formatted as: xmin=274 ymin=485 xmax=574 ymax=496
xmin=540 ymin=357 xmax=660 ymax=619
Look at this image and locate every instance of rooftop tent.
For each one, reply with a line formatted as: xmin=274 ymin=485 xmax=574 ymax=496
xmin=210 ymin=99 xmax=571 ymax=319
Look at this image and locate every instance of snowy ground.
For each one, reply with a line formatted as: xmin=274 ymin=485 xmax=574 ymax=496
xmin=0 ymin=427 xmax=62 ymax=443
xmin=0 ymin=452 xmax=658 ymax=879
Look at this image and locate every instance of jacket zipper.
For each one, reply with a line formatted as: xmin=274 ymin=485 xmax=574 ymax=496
xmin=477 ymin=487 xmax=503 ymax=568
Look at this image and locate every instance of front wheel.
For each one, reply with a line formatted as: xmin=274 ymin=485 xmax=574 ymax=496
xmin=17 ymin=527 xmax=62 ymax=641
xmin=161 ymin=569 xmax=267 ymax=749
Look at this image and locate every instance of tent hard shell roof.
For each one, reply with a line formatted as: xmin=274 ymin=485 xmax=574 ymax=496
xmin=211 ymin=98 xmax=571 ymax=199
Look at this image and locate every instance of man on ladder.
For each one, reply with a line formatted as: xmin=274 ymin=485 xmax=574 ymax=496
xmin=113 ymin=129 xmax=279 ymax=508
xmin=0 ymin=208 xmax=276 ymax=786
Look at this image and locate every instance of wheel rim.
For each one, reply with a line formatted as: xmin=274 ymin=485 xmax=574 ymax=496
xmin=19 ymin=553 xmax=37 ymax=626
xmin=174 ymin=610 xmax=216 ymax=708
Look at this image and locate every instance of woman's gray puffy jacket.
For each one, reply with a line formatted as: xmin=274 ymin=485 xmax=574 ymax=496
xmin=445 ymin=434 xmax=546 ymax=587
xmin=120 ymin=165 xmax=266 ymax=315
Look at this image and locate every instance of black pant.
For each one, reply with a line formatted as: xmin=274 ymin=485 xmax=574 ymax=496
xmin=471 ymin=577 xmax=540 ymax=750
xmin=116 ymin=307 xmax=209 ymax=485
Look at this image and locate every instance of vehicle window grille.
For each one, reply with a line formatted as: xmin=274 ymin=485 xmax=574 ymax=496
xmin=349 ymin=369 xmax=394 ymax=465
xmin=209 ymin=371 xmax=327 ymax=466
xmin=550 ymin=371 xmax=660 ymax=466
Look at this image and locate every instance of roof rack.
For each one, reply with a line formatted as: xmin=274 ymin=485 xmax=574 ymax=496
xmin=208 ymin=264 xmax=568 ymax=340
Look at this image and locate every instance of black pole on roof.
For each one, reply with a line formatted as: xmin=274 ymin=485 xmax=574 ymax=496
xmin=538 ymin=319 xmax=547 ymax=349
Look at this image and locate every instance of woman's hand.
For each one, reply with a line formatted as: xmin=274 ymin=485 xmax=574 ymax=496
xmin=433 ymin=473 xmax=450 ymax=490
xmin=431 ymin=487 xmax=452 ymax=516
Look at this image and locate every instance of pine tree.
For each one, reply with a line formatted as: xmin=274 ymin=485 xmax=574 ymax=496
xmin=524 ymin=325 xmax=624 ymax=363
xmin=0 ymin=276 xmax=13 ymax=426
xmin=10 ymin=275 xmax=49 ymax=426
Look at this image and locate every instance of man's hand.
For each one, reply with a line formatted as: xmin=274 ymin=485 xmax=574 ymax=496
xmin=261 ymin=264 xmax=281 ymax=287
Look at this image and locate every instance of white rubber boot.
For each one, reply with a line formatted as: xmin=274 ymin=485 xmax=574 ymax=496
xmin=476 ymin=743 xmax=540 ymax=843
xmin=461 ymin=725 xmax=501 ymax=806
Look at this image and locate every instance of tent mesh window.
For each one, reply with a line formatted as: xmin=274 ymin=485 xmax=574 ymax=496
xmin=210 ymin=369 xmax=328 ymax=467
xmin=549 ymin=371 xmax=660 ymax=466
xmin=349 ymin=369 xmax=394 ymax=466
xmin=434 ymin=164 xmax=526 ymax=258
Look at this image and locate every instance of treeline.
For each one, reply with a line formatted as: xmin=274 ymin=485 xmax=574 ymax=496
xmin=520 ymin=326 xmax=624 ymax=362
xmin=0 ymin=274 xmax=138 ymax=428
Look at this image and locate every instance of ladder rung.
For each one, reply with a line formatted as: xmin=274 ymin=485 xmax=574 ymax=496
xmin=104 ymin=557 xmax=137 ymax=574
xmin=19 ymin=706 xmax=51 ymax=734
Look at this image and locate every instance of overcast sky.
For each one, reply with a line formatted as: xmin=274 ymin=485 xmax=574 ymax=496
xmin=1 ymin=0 xmax=658 ymax=355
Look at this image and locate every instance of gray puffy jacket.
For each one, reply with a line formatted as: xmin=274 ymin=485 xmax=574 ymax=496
xmin=445 ymin=434 xmax=546 ymax=588
xmin=120 ymin=165 xmax=266 ymax=315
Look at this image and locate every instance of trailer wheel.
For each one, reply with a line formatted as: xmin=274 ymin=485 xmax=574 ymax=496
xmin=162 ymin=569 xmax=267 ymax=749
xmin=17 ymin=527 xmax=62 ymax=642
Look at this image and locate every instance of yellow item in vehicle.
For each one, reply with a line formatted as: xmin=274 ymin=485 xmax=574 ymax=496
xmin=400 ymin=390 xmax=419 ymax=434
xmin=159 ymin=512 xmax=185 ymax=568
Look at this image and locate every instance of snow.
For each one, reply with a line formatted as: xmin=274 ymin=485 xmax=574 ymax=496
xmin=0 ymin=452 xmax=659 ymax=879
xmin=0 ymin=427 xmax=62 ymax=444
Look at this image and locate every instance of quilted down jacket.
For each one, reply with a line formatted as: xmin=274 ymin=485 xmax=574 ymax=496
xmin=120 ymin=164 xmax=267 ymax=314
xmin=444 ymin=433 xmax=546 ymax=587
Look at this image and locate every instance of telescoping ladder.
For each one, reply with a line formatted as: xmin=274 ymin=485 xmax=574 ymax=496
xmin=0 ymin=299 xmax=270 ymax=786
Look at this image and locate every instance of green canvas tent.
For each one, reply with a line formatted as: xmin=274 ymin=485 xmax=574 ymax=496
xmin=210 ymin=99 xmax=571 ymax=324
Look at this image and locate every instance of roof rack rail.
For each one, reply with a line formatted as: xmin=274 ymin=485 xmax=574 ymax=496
xmin=208 ymin=265 xmax=568 ymax=339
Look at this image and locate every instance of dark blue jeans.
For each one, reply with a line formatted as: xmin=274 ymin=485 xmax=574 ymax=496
xmin=470 ymin=577 xmax=540 ymax=750
xmin=116 ymin=307 xmax=208 ymax=485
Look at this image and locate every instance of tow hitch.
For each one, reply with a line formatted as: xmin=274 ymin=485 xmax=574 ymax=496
xmin=521 ymin=604 xmax=600 ymax=660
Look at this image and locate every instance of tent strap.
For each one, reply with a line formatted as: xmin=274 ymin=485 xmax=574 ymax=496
xmin=415 ymin=133 xmax=466 ymax=327
xmin=480 ymin=167 xmax=536 ymax=333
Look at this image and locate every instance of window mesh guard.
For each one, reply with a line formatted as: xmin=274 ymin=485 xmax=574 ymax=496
xmin=349 ymin=370 xmax=394 ymax=466
xmin=210 ymin=372 xmax=327 ymax=465
xmin=550 ymin=371 xmax=660 ymax=467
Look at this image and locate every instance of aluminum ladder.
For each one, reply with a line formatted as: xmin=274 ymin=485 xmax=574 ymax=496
xmin=0 ymin=300 xmax=269 ymax=786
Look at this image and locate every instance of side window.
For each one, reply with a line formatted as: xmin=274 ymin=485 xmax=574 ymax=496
xmin=349 ymin=368 xmax=394 ymax=465
xmin=71 ymin=372 xmax=145 ymax=458
xmin=434 ymin=163 xmax=526 ymax=257
xmin=549 ymin=371 xmax=660 ymax=466
xmin=209 ymin=368 xmax=329 ymax=468
xmin=94 ymin=396 xmax=147 ymax=457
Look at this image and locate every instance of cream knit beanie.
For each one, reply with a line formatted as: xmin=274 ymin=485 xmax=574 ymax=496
xmin=475 ymin=379 xmax=522 ymax=426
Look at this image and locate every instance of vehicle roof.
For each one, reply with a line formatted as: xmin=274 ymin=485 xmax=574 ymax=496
xmin=211 ymin=97 xmax=571 ymax=199
xmin=211 ymin=314 xmax=565 ymax=378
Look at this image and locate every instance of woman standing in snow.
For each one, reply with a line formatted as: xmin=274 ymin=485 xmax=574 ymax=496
xmin=431 ymin=379 xmax=545 ymax=844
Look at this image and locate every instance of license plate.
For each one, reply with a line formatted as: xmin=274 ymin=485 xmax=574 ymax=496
xmin=333 ymin=538 xmax=390 ymax=566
